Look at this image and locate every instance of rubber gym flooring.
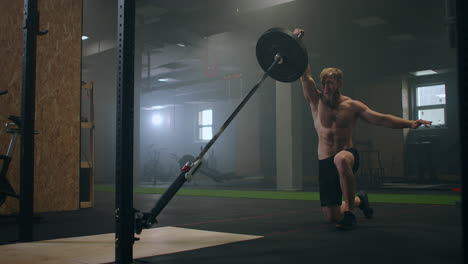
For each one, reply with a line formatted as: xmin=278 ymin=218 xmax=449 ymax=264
xmin=0 ymin=189 xmax=462 ymax=264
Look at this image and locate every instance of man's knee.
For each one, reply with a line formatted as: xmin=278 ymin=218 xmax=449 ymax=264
xmin=334 ymin=151 xmax=354 ymax=172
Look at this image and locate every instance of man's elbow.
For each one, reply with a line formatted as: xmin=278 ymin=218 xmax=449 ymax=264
xmin=301 ymin=75 xmax=315 ymax=84
xmin=303 ymin=94 xmax=314 ymax=104
xmin=373 ymin=115 xmax=392 ymax=127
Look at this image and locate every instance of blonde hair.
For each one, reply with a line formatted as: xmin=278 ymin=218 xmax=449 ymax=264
xmin=320 ymin=67 xmax=343 ymax=82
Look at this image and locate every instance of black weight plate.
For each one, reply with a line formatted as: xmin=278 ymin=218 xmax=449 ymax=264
xmin=256 ymin=28 xmax=308 ymax=83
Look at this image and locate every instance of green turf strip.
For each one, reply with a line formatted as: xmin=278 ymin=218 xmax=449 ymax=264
xmin=95 ymin=185 xmax=460 ymax=205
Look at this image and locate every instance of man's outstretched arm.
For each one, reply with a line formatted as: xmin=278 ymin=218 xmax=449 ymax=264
xmin=355 ymin=100 xmax=432 ymax=129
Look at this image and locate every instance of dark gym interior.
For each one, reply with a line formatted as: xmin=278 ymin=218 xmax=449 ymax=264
xmin=0 ymin=0 xmax=465 ymax=264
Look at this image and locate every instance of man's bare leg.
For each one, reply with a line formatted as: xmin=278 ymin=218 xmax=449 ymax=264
xmin=322 ymin=197 xmax=361 ymax=223
xmin=322 ymin=206 xmax=341 ymax=222
xmin=340 ymin=197 xmax=360 ymax=214
xmin=334 ymin=150 xmax=358 ymax=212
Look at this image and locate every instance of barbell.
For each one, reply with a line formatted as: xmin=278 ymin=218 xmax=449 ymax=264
xmin=135 ymin=28 xmax=309 ymax=233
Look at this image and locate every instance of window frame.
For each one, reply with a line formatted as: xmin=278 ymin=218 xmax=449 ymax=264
xmin=197 ymin=108 xmax=213 ymax=142
xmin=411 ymin=81 xmax=447 ymax=128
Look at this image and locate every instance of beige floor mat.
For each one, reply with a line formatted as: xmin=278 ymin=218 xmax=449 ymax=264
xmin=0 ymin=226 xmax=263 ymax=264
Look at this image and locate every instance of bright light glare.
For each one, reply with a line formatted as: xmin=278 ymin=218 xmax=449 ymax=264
xmin=151 ymin=114 xmax=163 ymax=126
xmin=82 ymin=36 xmax=89 ymax=40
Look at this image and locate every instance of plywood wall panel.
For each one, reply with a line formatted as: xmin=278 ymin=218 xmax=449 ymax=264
xmin=34 ymin=0 xmax=82 ymax=212
xmin=0 ymin=1 xmax=25 ymax=215
xmin=0 ymin=0 xmax=82 ymax=214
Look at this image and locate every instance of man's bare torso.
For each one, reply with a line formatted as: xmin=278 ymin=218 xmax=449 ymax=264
xmin=311 ymin=95 xmax=359 ymax=159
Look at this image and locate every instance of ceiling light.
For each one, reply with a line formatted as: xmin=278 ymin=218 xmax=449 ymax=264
xmin=239 ymin=0 xmax=296 ymax=13
xmin=82 ymin=36 xmax=89 ymax=40
xmin=177 ymin=43 xmax=185 ymax=47
xmin=142 ymin=105 xmax=165 ymax=110
xmin=411 ymin=70 xmax=437 ymax=76
xmin=158 ymin=78 xmax=178 ymax=82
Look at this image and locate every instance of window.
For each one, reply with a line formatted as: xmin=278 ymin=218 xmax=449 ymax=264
xmin=415 ymin=84 xmax=446 ymax=126
xmin=198 ymin=109 xmax=213 ymax=141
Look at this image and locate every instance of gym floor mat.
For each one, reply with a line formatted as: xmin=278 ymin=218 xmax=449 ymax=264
xmin=0 ymin=226 xmax=261 ymax=264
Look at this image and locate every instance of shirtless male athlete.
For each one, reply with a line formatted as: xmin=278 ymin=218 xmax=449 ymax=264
xmin=294 ymin=28 xmax=432 ymax=230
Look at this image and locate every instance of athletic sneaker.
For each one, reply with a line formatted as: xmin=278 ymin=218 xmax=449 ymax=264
xmin=336 ymin=211 xmax=357 ymax=230
xmin=357 ymin=190 xmax=374 ymax=219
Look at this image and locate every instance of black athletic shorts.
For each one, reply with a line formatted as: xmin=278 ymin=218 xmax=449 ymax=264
xmin=318 ymin=148 xmax=360 ymax=207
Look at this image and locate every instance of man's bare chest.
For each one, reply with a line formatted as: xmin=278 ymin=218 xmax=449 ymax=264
xmin=316 ymin=104 xmax=356 ymax=128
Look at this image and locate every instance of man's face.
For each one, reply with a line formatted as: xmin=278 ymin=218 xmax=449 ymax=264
xmin=321 ymin=74 xmax=342 ymax=105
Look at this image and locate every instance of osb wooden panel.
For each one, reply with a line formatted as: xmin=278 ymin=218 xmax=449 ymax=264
xmin=34 ymin=0 xmax=82 ymax=212
xmin=0 ymin=0 xmax=82 ymax=214
xmin=0 ymin=1 xmax=24 ymax=215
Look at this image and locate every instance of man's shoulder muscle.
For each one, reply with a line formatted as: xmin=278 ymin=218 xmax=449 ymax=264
xmin=345 ymin=98 xmax=367 ymax=111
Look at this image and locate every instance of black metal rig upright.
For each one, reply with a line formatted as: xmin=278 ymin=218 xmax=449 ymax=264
xmin=19 ymin=0 xmax=43 ymax=242
xmin=115 ymin=0 xmax=136 ymax=263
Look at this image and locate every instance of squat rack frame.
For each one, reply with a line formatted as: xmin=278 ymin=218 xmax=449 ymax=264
xmin=115 ymin=0 xmax=136 ymax=263
xmin=112 ymin=1 xmax=468 ymax=263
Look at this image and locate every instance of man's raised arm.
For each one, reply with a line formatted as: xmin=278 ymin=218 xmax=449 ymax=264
xmin=300 ymin=64 xmax=320 ymax=106
xmin=293 ymin=28 xmax=320 ymax=107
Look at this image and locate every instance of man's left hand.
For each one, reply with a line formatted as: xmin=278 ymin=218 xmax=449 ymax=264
xmin=410 ymin=119 xmax=432 ymax=129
